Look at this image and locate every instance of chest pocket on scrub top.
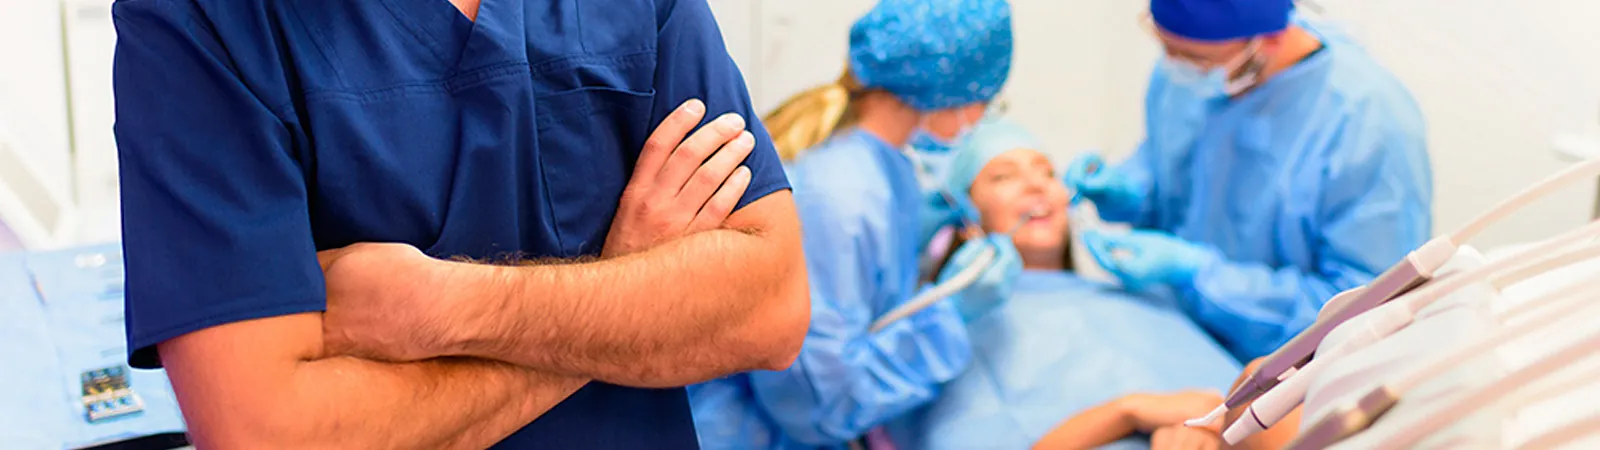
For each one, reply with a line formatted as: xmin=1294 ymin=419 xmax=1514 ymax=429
xmin=529 ymin=0 xmax=663 ymax=256
xmin=532 ymin=58 xmax=657 ymax=257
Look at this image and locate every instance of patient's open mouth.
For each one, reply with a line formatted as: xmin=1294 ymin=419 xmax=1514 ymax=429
xmin=1022 ymin=204 xmax=1054 ymax=224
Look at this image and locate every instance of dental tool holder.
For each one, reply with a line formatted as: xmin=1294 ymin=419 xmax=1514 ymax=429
xmin=1293 ymin=245 xmax=1600 ymax=449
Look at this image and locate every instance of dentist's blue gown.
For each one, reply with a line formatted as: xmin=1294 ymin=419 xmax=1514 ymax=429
xmin=689 ymin=130 xmax=972 ymax=449
xmin=1104 ymin=24 xmax=1434 ymax=361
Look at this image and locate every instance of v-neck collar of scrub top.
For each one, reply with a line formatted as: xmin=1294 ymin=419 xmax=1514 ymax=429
xmin=386 ymin=0 xmax=524 ymax=72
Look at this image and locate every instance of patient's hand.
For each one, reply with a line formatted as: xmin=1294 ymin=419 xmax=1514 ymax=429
xmin=1033 ymin=390 xmax=1226 ymax=450
xmin=1150 ymin=425 xmax=1223 ymax=450
xmin=1121 ymin=390 xmax=1225 ymax=432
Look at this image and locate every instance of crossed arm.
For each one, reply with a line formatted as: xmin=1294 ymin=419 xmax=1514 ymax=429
xmin=316 ymin=189 xmax=809 ymax=385
xmin=160 ymin=198 xmax=808 ymax=447
xmin=158 ymin=134 xmax=806 ymax=449
xmin=153 ymin=104 xmax=807 ymax=448
xmin=438 ymin=194 xmax=810 ymax=386
xmin=314 ymin=99 xmax=809 ymax=387
xmin=159 ymin=147 xmax=805 ymax=449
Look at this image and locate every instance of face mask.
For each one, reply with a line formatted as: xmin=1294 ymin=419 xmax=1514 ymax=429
xmin=910 ymin=127 xmax=966 ymax=154
xmin=911 ymin=109 xmax=981 ymax=153
xmin=1162 ymin=40 xmax=1264 ymax=98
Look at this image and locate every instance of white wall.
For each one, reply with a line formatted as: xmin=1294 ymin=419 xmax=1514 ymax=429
xmin=0 ymin=0 xmax=76 ymax=251
xmin=729 ymin=0 xmax=1600 ymax=249
xmin=0 ymin=0 xmax=73 ymax=200
xmin=1310 ymin=0 xmax=1600 ymax=248
xmin=62 ymin=0 xmax=121 ymax=245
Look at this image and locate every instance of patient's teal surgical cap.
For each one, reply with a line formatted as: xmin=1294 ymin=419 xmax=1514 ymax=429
xmin=848 ymin=0 xmax=1014 ymax=111
xmin=1151 ymin=0 xmax=1294 ymax=41
xmin=943 ymin=117 xmax=1042 ymax=224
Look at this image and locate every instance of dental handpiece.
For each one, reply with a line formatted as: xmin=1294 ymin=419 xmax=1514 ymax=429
xmin=1199 ymin=156 xmax=1600 ymax=422
xmin=868 ymin=209 xmax=1038 ymax=333
xmin=1219 ymin=299 xmax=1420 ymax=443
xmin=1212 ymin=250 xmax=1441 ymax=412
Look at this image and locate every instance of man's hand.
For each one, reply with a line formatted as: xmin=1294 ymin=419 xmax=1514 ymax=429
xmin=1150 ymin=425 xmax=1224 ymax=450
xmin=603 ymin=98 xmax=756 ymax=258
xmin=318 ymin=242 xmax=456 ymax=361
xmin=1120 ymin=390 xmax=1225 ymax=433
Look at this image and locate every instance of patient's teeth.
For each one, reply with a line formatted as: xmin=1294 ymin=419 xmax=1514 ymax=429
xmin=1029 ymin=205 xmax=1050 ymax=218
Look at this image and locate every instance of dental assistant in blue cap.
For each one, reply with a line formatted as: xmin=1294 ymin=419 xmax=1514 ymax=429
xmin=1064 ymin=0 xmax=1434 ymax=361
xmin=687 ymin=0 xmax=1017 ymax=448
xmin=112 ymin=0 xmax=811 ymax=448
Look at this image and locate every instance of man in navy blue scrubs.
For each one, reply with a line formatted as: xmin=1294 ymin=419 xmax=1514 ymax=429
xmin=111 ymin=0 xmax=809 ymax=448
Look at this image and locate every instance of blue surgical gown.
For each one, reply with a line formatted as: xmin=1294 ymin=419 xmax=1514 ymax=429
xmin=886 ymin=270 xmax=1242 ymax=450
xmin=1103 ymin=23 xmax=1433 ymax=361
xmin=689 ymin=129 xmax=972 ymax=449
xmin=112 ymin=0 xmax=787 ymax=448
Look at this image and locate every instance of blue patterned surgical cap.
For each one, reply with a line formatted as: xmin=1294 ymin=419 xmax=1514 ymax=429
xmin=848 ymin=0 xmax=1014 ymax=112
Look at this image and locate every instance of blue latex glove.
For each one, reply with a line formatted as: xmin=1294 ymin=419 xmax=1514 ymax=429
xmin=938 ymin=234 xmax=1022 ymax=323
xmin=1082 ymin=229 xmax=1218 ymax=291
xmin=1061 ymin=154 xmax=1144 ymax=212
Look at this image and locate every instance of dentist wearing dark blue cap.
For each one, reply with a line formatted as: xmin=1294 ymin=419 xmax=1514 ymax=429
xmin=1064 ymin=0 xmax=1435 ymax=362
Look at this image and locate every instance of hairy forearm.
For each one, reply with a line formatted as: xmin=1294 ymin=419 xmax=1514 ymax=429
xmin=289 ymin=357 xmax=584 ymax=449
xmin=443 ymin=222 xmax=808 ymax=387
xmin=1032 ymin=399 xmax=1138 ymax=450
xmin=172 ymin=352 xmax=585 ymax=449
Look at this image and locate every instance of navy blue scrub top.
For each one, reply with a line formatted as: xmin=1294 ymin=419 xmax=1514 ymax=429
xmin=111 ymin=0 xmax=788 ymax=448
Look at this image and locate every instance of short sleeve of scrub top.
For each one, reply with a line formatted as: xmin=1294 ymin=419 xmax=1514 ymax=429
xmin=651 ymin=0 xmax=789 ymax=209
xmin=114 ymin=0 xmax=327 ymax=368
